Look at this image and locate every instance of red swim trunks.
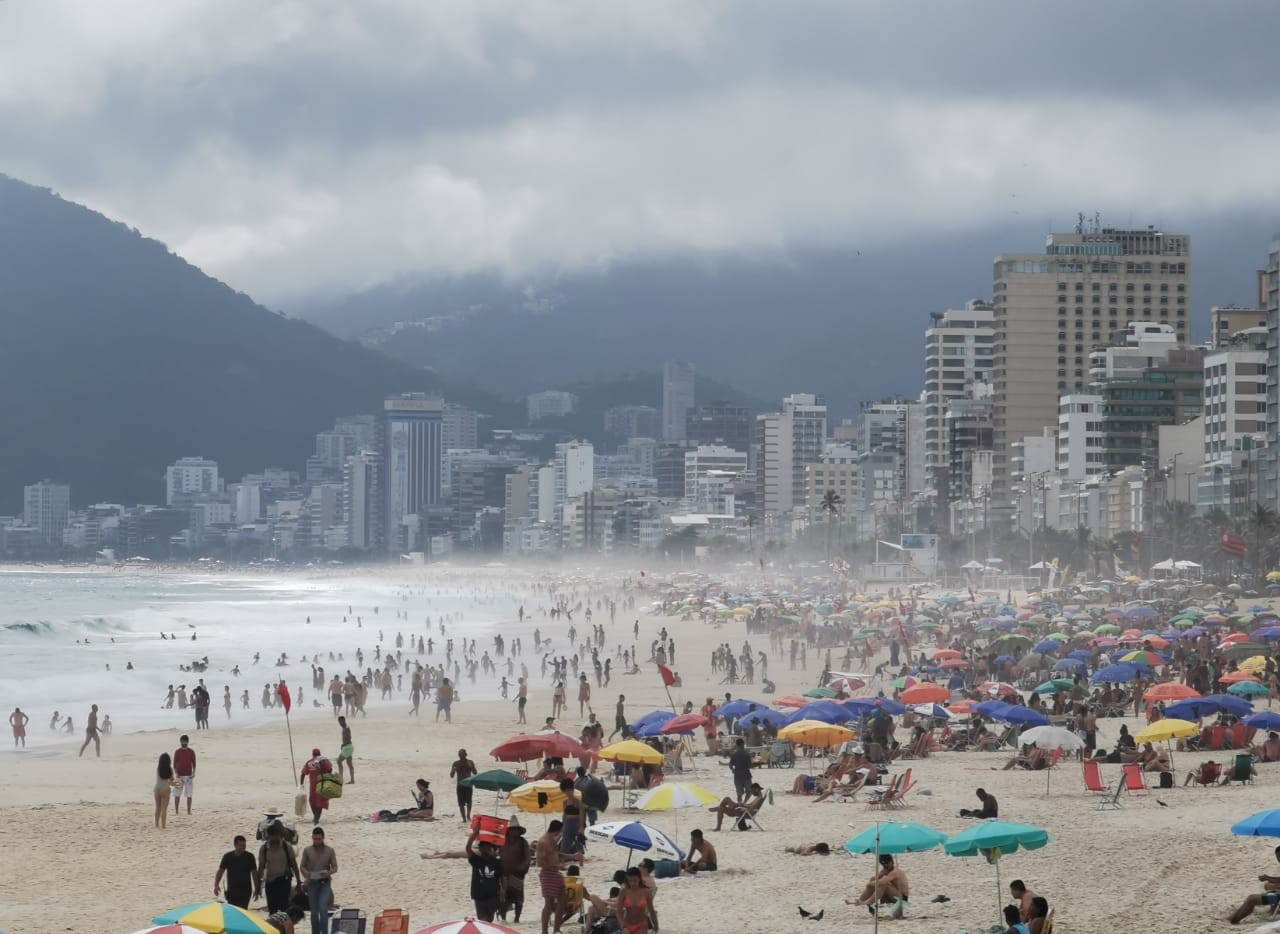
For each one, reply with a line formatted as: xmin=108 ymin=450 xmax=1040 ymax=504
xmin=540 ymin=867 xmax=565 ymax=899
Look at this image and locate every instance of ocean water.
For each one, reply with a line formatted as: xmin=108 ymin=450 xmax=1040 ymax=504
xmin=0 ymin=568 xmax=523 ymax=746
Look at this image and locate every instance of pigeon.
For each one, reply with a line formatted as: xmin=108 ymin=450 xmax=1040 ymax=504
xmin=1156 ymin=799 xmax=1169 ymax=807
xmin=798 ymin=907 xmax=812 ymax=919
xmin=810 ymin=909 xmax=824 ymax=921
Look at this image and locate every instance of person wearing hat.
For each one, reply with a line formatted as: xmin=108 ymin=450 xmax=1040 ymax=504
xmin=500 ymin=822 xmax=531 ymax=923
xmin=466 ymin=826 xmax=505 ymax=922
xmin=300 ymin=749 xmax=331 ymax=825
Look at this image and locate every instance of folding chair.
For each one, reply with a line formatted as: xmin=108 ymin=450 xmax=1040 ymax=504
xmin=1095 ymin=780 xmax=1123 ymax=811
xmin=1223 ymin=753 xmax=1256 ymax=786
xmin=887 ymin=768 xmax=916 ymax=808
xmin=1121 ymin=762 xmax=1147 ymax=796
xmin=865 ymin=773 xmax=901 ymax=811
xmin=1081 ymin=758 xmax=1110 ymax=795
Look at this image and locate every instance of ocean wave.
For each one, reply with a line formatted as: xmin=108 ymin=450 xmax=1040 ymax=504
xmin=4 ymin=617 xmax=124 ymax=636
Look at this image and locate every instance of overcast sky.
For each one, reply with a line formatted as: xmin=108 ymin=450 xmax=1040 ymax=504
xmin=3 ymin=1 xmax=1278 ymax=302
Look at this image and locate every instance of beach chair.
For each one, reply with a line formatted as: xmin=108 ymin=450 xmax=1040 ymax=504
xmin=733 ymin=795 xmax=767 ymax=831
xmin=1121 ymin=762 xmax=1147 ymax=796
xmin=767 ymin=740 xmax=795 ymax=768
xmin=372 ymin=910 xmax=409 ymax=934
xmin=1045 ymin=747 xmax=1064 ymax=769
xmin=865 ymin=773 xmax=901 ymax=811
xmin=1204 ymin=725 xmax=1227 ymax=750
xmin=1082 ymin=759 xmax=1111 ymax=795
xmin=902 ymin=729 xmax=934 ymax=759
xmin=1042 ymin=907 xmax=1055 ymax=933
xmin=1224 ymin=753 xmax=1256 ymax=786
xmin=886 ymin=768 xmax=915 ymax=808
xmin=330 ymin=908 xmax=367 ymax=934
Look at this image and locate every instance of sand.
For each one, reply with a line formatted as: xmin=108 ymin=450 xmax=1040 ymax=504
xmin=1 ymin=581 xmax=1276 ymax=934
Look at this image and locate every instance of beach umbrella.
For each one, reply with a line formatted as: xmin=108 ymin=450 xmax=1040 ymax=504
xmin=900 ymin=684 xmax=950 ymax=705
xmin=1244 ymin=712 xmax=1280 ymax=731
xmin=586 ymin=819 xmax=684 ymax=864
xmin=1032 ymin=640 xmax=1062 ymax=655
xmin=1222 ymin=670 xmax=1264 ymax=685
xmin=933 ymin=648 xmax=962 ymax=660
xmin=1032 ymin=678 xmax=1075 ymax=695
xmin=844 ymin=697 xmax=906 ymax=718
xmin=972 ymin=700 xmax=1011 ymax=719
xmin=413 ymin=919 xmax=521 ymax=934
xmin=1172 ymin=694 xmax=1254 ymax=718
xmin=599 ymin=740 xmax=664 ymax=766
xmin=940 ymin=658 xmax=972 ymax=669
xmin=1094 ymin=624 xmax=1122 ymax=635
xmin=828 ymin=676 xmax=867 ymax=693
xmin=133 ymin=927 xmax=208 ymax=934
xmin=629 ymin=710 xmax=677 ymax=734
xmin=713 ymin=698 xmax=767 ymax=719
xmin=152 ymin=903 xmax=275 ymax=934
xmin=1232 ymin=810 xmax=1280 ymax=838
xmin=783 ymin=701 xmax=853 ymax=725
xmin=1225 ymin=644 xmax=1270 ymax=662
xmin=912 ymin=703 xmax=953 ymax=720
xmin=1134 ymin=720 xmax=1199 ymax=744
xmin=1120 ymin=650 xmax=1167 ymax=667
xmin=948 ymin=699 xmax=976 ymax=715
xmin=1050 ymin=658 xmax=1084 ymax=674
xmin=1125 ymin=605 xmax=1157 ymax=619
xmin=508 ymin=780 xmax=567 ymax=814
xmin=659 ymin=712 xmax=708 ymax=735
xmin=462 ymin=768 xmax=527 ymax=813
xmin=1091 ymin=663 xmax=1140 ymax=683
xmin=991 ymin=634 xmax=1034 ymax=651
xmin=891 ymin=675 xmax=919 ymax=690
xmin=778 ymin=719 xmax=854 ymax=748
xmin=979 ymin=681 xmax=1020 ymax=698
xmin=944 ymin=821 xmax=1051 ymax=926
xmin=996 ymin=707 xmax=1050 ymax=728
xmin=772 ymin=694 xmax=811 ymax=709
xmin=1240 ymin=655 xmax=1270 ymax=673
xmin=1229 ymin=681 xmax=1269 ymax=697
xmin=1143 ymin=683 xmax=1200 ymax=702
xmin=1021 ymin=724 xmax=1085 ymax=794
xmin=804 ymin=686 xmax=838 ymax=698
xmin=739 ymin=707 xmax=788 ymax=729
xmin=633 ymin=781 xmax=720 ymax=837
xmin=490 ymin=732 xmax=587 ymax=763
xmin=844 ymin=821 xmax=948 ymax=855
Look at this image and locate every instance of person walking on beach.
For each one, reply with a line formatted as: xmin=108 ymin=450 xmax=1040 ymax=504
xmin=608 ymin=695 xmax=626 ymax=742
xmin=173 ymin=734 xmax=197 ymax=815
xmin=517 ymin=677 xmax=528 ymax=725
xmin=154 ymin=752 xmax=174 ymax=829
xmin=299 ymin=826 xmax=338 ymax=934
xmin=452 ymin=748 xmax=478 ymax=822
xmin=577 ymin=675 xmax=591 ymax=717
xmin=78 ymin=703 xmax=101 ymax=757
xmin=258 ymin=821 xmax=300 ymax=913
xmin=214 ymin=834 xmax=257 ymax=909
xmin=437 ymin=677 xmax=455 ymax=723
xmin=10 ymin=707 xmax=28 ymax=748
xmin=336 ymin=716 xmax=355 ymax=784
xmin=301 ymin=749 xmax=332 ymax=825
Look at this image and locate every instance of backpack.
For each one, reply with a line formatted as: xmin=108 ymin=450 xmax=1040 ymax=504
xmin=318 ymin=771 xmax=344 ymax=800
xmin=258 ymin=841 xmax=297 ymax=881
xmin=581 ymin=776 xmax=609 ymax=812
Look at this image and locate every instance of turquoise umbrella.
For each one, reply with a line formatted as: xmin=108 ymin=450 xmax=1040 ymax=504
xmin=844 ymin=821 xmax=948 ymax=854
xmin=944 ymin=821 xmax=1051 ymax=926
xmin=1229 ymin=681 xmax=1269 ymax=697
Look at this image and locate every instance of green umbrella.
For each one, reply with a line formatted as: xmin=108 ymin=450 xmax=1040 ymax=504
xmin=462 ymin=769 xmax=526 ymax=792
xmin=1229 ymin=681 xmax=1269 ymax=697
xmin=1032 ymin=678 xmax=1075 ymax=695
xmin=805 ymin=686 xmax=837 ymax=698
xmin=991 ymin=634 xmax=1033 ymax=651
xmin=1046 ymin=632 xmax=1071 ymax=642
xmin=944 ymin=821 xmax=1051 ymax=927
xmin=844 ymin=821 xmax=948 ymax=854
xmin=1094 ymin=623 xmax=1122 ymax=635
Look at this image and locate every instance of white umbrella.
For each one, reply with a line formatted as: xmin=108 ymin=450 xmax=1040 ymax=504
xmin=1019 ymin=725 xmax=1084 ymax=794
xmin=585 ymin=819 xmax=685 ymax=865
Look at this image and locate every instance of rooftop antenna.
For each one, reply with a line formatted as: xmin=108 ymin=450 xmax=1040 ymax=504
xmin=1094 ymin=212 xmax=1101 ymax=233
xmin=1075 ymin=212 xmax=1084 ymax=234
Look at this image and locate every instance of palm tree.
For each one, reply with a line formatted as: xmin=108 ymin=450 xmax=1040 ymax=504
xmin=819 ymin=489 xmax=843 ymax=558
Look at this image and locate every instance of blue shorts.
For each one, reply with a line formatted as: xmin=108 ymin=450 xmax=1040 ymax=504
xmin=1264 ymin=892 xmax=1280 ymax=907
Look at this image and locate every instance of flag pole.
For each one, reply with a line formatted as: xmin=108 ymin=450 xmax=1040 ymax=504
xmin=279 ymin=679 xmax=297 ymax=779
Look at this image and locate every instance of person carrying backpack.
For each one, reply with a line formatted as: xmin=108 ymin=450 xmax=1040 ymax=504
xmin=258 ymin=822 xmax=300 ymax=913
xmin=575 ymin=765 xmax=608 ymax=826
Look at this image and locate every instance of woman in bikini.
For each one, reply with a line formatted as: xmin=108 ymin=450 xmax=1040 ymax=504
xmin=154 ymin=752 xmax=174 ymax=829
xmin=613 ymin=867 xmax=656 ymax=934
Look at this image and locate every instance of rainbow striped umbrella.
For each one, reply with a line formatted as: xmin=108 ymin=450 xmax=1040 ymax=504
xmin=152 ymin=903 xmax=275 ymax=934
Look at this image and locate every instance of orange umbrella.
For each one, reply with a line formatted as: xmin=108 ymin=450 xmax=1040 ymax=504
xmin=1222 ymin=671 xmax=1262 ymax=685
xmin=772 ymin=694 xmax=810 ymax=708
xmin=901 ymin=683 xmax=950 ymax=705
xmin=1220 ymin=632 xmax=1250 ymax=645
xmin=1142 ymin=682 xmax=1200 ymax=702
xmin=948 ymin=699 xmax=976 ymax=715
xmin=932 ymin=649 xmax=962 ymax=660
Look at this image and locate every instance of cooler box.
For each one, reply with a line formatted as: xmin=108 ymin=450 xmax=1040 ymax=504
xmin=470 ymin=813 xmax=509 ymax=846
xmin=330 ymin=908 xmax=366 ymax=934
xmin=373 ymin=909 xmax=410 ymax=934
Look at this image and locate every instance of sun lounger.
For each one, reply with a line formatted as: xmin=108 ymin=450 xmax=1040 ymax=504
xmin=865 ymin=773 xmax=901 ymax=811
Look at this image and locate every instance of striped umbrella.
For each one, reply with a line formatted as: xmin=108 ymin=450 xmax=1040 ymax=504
xmin=413 ymin=921 xmax=521 ymax=934
xmin=132 ymin=927 xmax=209 ymax=934
xmin=152 ymin=903 xmax=275 ymax=934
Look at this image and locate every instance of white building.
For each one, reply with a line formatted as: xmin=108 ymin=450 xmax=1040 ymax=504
xmin=230 ymin=482 xmax=262 ymax=524
xmin=383 ymin=394 xmax=443 ymax=554
xmin=1088 ymin=321 xmax=1180 ymax=380
xmin=683 ymin=445 xmax=748 ymax=501
xmin=554 ymin=441 xmax=595 ymax=506
xmin=755 ymin=393 xmax=827 ymax=516
xmin=662 ymin=361 xmax=695 ymax=442
xmin=526 ymin=390 xmax=578 ymax=423
xmin=1057 ymin=394 xmax=1104 ymax=481
xmin=343 ymin=450 xmax=383 ymax=551
xmin=23 ymin=480 xmax=70 ymax=546
xmin=165 ymin=457 xmax=220 ymax=506
xmin=924 ymin=300 xmax=994 ymax=487
xmin=1204 ymin=327 xmax=1267 ymax=463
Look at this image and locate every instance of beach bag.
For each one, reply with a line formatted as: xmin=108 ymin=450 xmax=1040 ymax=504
xmin=1158 ymin=771 xmax=1174 ymax=789
xmin=581 ymin=776 xmax=610 ymax=812
xmin=318 ymin=771 xmax=344 ymax=800
xmin=294 ymin=791 xmax=308 ymax=817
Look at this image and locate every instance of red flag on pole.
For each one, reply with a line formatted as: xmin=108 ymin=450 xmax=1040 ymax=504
xmin=658 ymin=665 xmax=677 ymax=687
xmin=278 ymin=682 xmax=292 ymax=715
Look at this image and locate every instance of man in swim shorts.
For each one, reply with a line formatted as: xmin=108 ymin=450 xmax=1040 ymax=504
xmin=536 ymin=820 xmax=576 ymax=934
xmin=336 ymin=716 xmax=355 ymax=783
xmin=173 ymin=734 xmax=197 ymax=814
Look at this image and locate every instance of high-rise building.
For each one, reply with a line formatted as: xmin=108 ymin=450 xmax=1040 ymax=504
xmin=1204 ymin=327 xmax=1267 ymax=463
xmin=1094 ymin=348 xmax=1204 ymax=471
xmin=526 ymin=390 xmax=578 ymax=423
xmin=1211 ymin=306 xmax=1268 ymax=348
xmin=383 ymin=394 xmax=443 ymax=553
xmin=1056 ymin=394 xmax=1104 ymax=481
xmin=991 ymin=225 xmax=1191 ymax=499
xmin=924 ymin=300 xmax=994 ymax=488
xmin=683 ymin=445 xmax=748 ymax=502
xmin=553 ymin=441 xmax=595 ymax=506
xmin=662 ymin=361 xmax=695 ymax=442
xmin=23 ymin=480 xmax=70 ymax=546
xmin=686 ymin=402 xmax=753 ymax=454
xmin=164 ymin=457 xmax=220 ymax=506
xmin=604 ymin=405 xmax=660 ymax=440
xmin=343 ymin=450 xmax=383 ymax=551
xmin=443 ymin=403 xmax=480 ymax=451
xmin=755 ymin=394 xmax=827 ymax=515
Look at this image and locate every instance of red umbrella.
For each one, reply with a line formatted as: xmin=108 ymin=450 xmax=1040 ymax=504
xmin=932 ymin=649 xmax=962 ymax=660
xmin=900 ymin=684 xmax=950 ymax=704
xmin=490 ymin=731 xmax=586 ymax=762
xmin=659 ymin=712 xmax=708 ymax=734
xmin=827 ymin=676 xmax=866 ymax=693
xmin=939 ymin=658 xmax=971 ymax=669
xmin=414 ymin=920 xmax=520 ymax=934
xmin=772 ymin=694 xmax=810 ymax=708
xmin=978 ymin=681 xmax=1020 ymax=697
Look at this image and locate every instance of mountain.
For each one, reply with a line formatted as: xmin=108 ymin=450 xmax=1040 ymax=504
xmin=298 ymin=216 xmax=1278 ymax=418
xmin=0 ymin=175 xmax=463 ymax=512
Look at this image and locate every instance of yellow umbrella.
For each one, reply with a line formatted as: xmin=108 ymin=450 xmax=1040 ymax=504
xmin=633 ymin=781 xmax=720 ymax=811
xmin=508 ymin=780 xmax=568 ymax=813
xmin=1134 ymin=718 xmax=1199 ymax=744
xmin=1241 ymin=655 xmax=1269 ymax=674
xmin=778 ymin=719 xmax=855 ymax=748
xmin=599 ymin=739 xmax=665 ymax=766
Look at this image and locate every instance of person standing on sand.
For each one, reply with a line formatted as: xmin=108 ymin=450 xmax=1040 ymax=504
xmin=437 ymin=678 xmax=455 ymax=723
xmin=173 ymin=734 xmax=197 ymax=815
xmin=451 ymin=748 xmax=477 ymax=822
xmin=78 ymin=703 xmax=101 ymax=757
xmin=299 ymin=826 xmax=338 ymax=934
xmin=336 ymin=716 xmax=355 ymax=783
xmin=154 ymin=752 xmax=174 ymax=829
xmin=517 ymin=677 xmax=528 ymax=724
xmin=214 ymin=834 xmax=257 ymax=909
xmin=223 ymin=686 xmax=232 ymax=719
xmin=10 ymin=707 xmax=28 ymax=748
xmin=608 ymin=695 xmax=626 ymax=742
xmin=577 ymin=675 xmax=591 ymax=717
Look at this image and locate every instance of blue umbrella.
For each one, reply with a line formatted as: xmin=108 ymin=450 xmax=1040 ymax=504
xmin=629 ymin=710 xmax=675 ymax=734
xmin=996 ymin=707 xmax=1051 ymax=727
xmin=1091 ymin=663 xmax=1140 ymax=683
xmin=714 ymin=698 xmax=767 ymax=719
xmin=783 ymin=701 xmax=851 ymax=725
xmin=739 ymin=707 xmax=788 ymax=728
xmin=994 ymin=655 xmax=1015 ymax=665
xmin=993 ymin=619 xmax=1019 ymax=630
xmin=944 ymin=820 xmax=1052 ymax=925
xmin=844 ymin=821 xmax=949 ymax=855
xmin=1164 ymin=698 xmax=1229 ymax=721
xmin=845 ymin=697 xmax=906 ymax=717
xmin=1033 ymin=640 xmax=1062 ymax=655
xmin=585 ymin=819 xmax=684 ymax=863
xmin=1244 ymin=711 xmax=1280 ymax=731
xmin=1126 ymin=605 xmax=1158 ymax=619
xmin=1254 ymin=628 xmax=1280 ymax=641
xmin=1203 ymin=694 xmax=1256 ymax=717
xmin=1051 ymin=658 xmax=1085 ymax=673
xmin=972 ymin=700 xmax=1012 ymax=719
xmin=1068 ymin=649 xmax=1093 ymax=662
xmin=1232 ymin=810 xmax=1280 ymax=838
